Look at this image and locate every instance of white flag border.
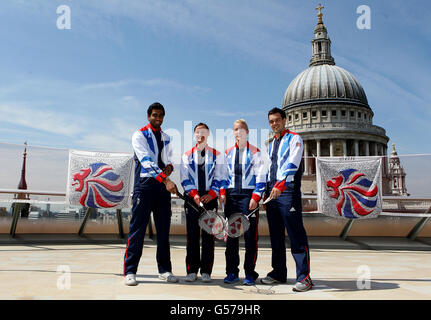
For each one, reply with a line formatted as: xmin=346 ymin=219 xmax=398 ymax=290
xmin=65 ymin=149 xmax=134 ymax=209
xmin=316 ymin=156 xmax=383 ymax=219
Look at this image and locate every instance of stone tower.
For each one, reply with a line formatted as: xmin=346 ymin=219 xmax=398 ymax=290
xmin=388 ymin=144 xmax=408 ymax=196
xmin=13 ymin=142 xmax=30 ymax=218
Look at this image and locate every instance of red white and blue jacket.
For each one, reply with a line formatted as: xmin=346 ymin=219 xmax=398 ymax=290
xmin=267 ymin=129 xmax=303 ymax=192
xmin=180 ymin=144 xmax=225 ymax=199
xmin=220 ymin=142 xmax=267 ymax=202
xmin=132 ymin=123 xmax=173 ymax=183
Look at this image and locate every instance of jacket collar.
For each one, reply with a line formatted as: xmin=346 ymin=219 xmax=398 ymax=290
xmin=146 ymin=123 xmax=161 ymax=132
xmin=274 ymin=129 xmax=289 ymax=140
xmin=235 ymin=141 xmax=249 ymax=149
xmin=194 ymin=143 xmax=208 ymax=152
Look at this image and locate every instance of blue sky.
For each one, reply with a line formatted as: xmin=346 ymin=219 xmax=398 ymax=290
xmin=0 ymin=0 xmax=430 ymax=157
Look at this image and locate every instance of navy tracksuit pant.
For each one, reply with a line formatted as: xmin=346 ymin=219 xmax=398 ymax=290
xmin=184 ymin=198 xmax=216 ymax=275
xmin=265 ymin=181 xmax=310 ymax=283
xmin=225 ymin=191 xmax=259 ymax=280
xmin=123 ymin=180 xmax=172 ymax=276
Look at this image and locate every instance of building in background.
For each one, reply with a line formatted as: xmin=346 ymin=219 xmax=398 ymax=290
xmin=13 ymin=142 xmax=30 ymax=217
xmin=388 ymin=144 xmax=408 ymax=196
xmin=281 ymin=5 xmax=407 ymax=196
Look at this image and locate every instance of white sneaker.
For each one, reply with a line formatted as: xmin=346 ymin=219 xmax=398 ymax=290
xmin=185 ymin=273 xmax=198 ymax=282
xmin=201 ymin=273 xmax=212 ymax=283
xmin=124 ymin=274 xmax=137 ymax=286
xmin=260 ymin=276 xmax=281 ymax=285
xmin=159 ymin=272 xmax=179 ymax=283
xmin=292 ymin=277 xmax=313 ymax=292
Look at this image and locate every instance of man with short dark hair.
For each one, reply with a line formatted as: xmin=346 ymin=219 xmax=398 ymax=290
xmin=123 ymin=102 xmax=179 ymax=286
xmin=261 ymin=107 xmax=313 ymax=292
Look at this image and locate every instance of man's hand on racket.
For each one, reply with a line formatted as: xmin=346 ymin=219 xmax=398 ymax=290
xmin=262 ymin=194 xmax=267 ymax=210
xmin=249 ymin=198 xmax=258 ymax=211
xmin=269 ymin=187 xmax=282 ymax=200
xmin=163 ymin=178 xmax=178 ymax=194
xmin=200 ymin=194 xmax=213 ymax=204
xmin=193 ymin=194 xmax=201 ymax=207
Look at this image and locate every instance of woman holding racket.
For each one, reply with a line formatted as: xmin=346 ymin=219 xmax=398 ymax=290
xmin=180 ymin=123 xmax=225 ymax=283
xmin=219 ymin=119 xmax=267 ymax=286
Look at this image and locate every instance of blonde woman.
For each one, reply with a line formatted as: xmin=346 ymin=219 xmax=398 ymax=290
xmin=220 ymin=119 xmax=267 ymax=285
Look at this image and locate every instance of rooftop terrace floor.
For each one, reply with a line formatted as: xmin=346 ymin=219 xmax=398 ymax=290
xmin=0 ymin=236 xmax=430 ymax=300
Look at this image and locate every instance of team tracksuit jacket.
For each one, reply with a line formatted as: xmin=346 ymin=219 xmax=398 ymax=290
xmin=180 ymin=144 xmax=225 ymax=200
xmin=220 ymin=141 xmax=267 ymax=201
xmin=132 ymin=123 xmax=173 ymax=184
xmin=267 ymin=129 xmax=303 ymax=192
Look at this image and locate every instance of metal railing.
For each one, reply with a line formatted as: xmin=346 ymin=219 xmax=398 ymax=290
xmin=1 ymin=189 xmax=430 ymax=240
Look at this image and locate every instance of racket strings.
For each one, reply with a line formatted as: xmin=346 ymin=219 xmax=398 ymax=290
xmin=198 ymin=211 xmax=226 ymax=237
xmin=226 ymin=213 xmax=250 ymax=238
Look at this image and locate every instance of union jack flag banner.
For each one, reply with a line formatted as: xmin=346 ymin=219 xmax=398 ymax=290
xmin=316 ymin=157 xmax=382 ymax=219
xmin=66 ymin=150 xmax=134 ymax=209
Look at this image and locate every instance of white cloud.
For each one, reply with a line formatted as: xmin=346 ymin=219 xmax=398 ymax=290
xmin=117 ymin=96 xmax=141 ymax=111
xmin=61 ymin=0 xmax=311 ymax=72
xmin=202 ymin=110 xmax=266 ymax=118
xmin=331 ymin=54 xmax=431 ymax=153
xmin=1 ymin=0 xmax=429 ymax=156
xmin=0 ymin=74 xmax=212 ymax=150
xmin=75 ymin=133 xmax=131 ymax=153
xmin=79 ymin=78 xmax=210 ymax=94
xmin=79 ymin=80 xmax=130 ymax=91
xmin=0 ymin=104 xmax=82 ymax=137
xmin=110 ymin=118 xmax=139 ymax=142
